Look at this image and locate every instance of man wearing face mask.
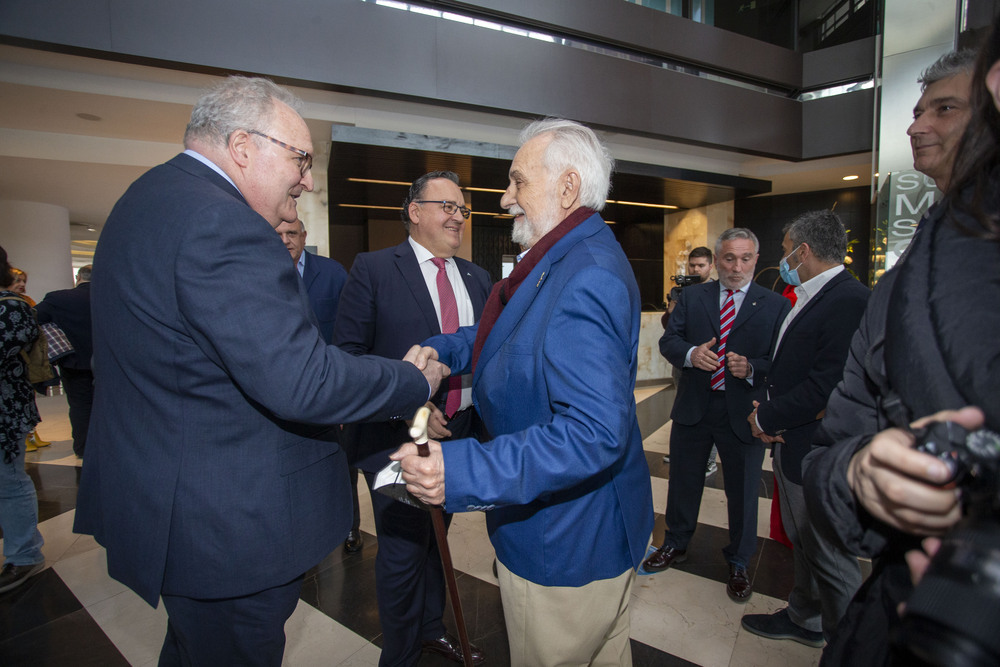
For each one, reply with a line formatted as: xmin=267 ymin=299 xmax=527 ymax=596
xmin=740 ymin=210 xmax=869 ymax=646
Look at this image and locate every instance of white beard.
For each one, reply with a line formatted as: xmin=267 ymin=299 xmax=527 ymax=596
xmin=509 ymin=203 xmax=559 ymax=247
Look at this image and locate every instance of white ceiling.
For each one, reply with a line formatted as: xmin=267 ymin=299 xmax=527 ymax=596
xmin=0 ymin=44 xmax=874 ymax=257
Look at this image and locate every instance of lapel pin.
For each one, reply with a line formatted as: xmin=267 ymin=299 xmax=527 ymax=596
xmin=536 ymin=271 xmax=546 ymax=287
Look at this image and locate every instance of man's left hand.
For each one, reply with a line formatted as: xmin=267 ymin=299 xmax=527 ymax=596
xmin=390 ymin=440 xmax=446 ymax=506
xmin=726 ymin=351 xmax=751 ymax=379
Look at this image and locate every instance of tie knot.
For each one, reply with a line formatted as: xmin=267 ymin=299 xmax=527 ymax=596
xmin=431 ymin=257 xmax=447 ymax=271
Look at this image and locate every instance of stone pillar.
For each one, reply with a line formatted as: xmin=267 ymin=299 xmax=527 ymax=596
xmin=0 ymin=200 xmax=73 ymax=299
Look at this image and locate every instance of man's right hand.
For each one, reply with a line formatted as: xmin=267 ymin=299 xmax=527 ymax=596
xmin=403 ymin=344 xmax=450 ymax=397
xmin=846 ymin=406 xmax=984 ymax=536
xmin=691 ymin=337 xmax=719 ymax=372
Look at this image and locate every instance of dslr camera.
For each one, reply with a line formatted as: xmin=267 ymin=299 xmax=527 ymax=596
xmin=666 ymin=274 xmax=702 ymax=306
xmin=892 ymin=420 xmax=1000 ymax=667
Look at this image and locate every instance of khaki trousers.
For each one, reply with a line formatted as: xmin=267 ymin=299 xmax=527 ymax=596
xmin=497 ymin=560 xmax=635 ymax=666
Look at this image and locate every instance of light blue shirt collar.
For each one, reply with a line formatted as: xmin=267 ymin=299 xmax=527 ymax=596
xmin=183 ymin=149 xmax=242 ymax=195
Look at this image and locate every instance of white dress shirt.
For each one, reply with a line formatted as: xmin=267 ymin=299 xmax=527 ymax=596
xmin=409 ymin=236 xmax=475 ymax=410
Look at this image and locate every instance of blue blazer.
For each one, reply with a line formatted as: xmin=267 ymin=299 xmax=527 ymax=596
xmin=661 ymin=278 xmax=790 ymax=442
xmin=302 ymin=251 xmax=347 ymax=344
xmin=74 ymin=153 xmax=429 ymax=606
xmin=757 ymin=270 xmax=869 ymax=484
xmin=424 ymin=212 xmax=654 ymax=587
xmin=333 ymin=240 xmax=491 ymax=471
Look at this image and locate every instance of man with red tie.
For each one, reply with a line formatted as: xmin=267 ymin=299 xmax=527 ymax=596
xmin=333 ymin=171 xmax=491 ymax=666
xmin=643 ymin=228 xmax=789 ymax=603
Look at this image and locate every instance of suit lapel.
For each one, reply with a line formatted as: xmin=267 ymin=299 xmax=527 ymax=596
xmin=700 ymin=282 xmax=723 ymax=337
xmin=300 ymin=252 xmax=317 ymax=291
xmin=394 ymin=241 xmax=441 ymax=335
xmin=731 ymin=282 xmax=768 ymax=331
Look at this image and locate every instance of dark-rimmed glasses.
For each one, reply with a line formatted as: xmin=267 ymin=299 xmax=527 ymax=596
xmin=415 ymin=200 xmax=471 ymax=219
xmin=248 ymin=130 xmax=313 ymax=176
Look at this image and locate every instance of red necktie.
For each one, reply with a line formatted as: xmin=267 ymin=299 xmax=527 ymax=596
xmin=710 ymin=289 xmax=735 ymax=391
xmin=431 ymin=258 xmax=463 ymax=416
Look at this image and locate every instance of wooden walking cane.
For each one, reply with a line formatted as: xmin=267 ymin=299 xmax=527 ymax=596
xmin=409 ymin=406 xmax=476 ymax=667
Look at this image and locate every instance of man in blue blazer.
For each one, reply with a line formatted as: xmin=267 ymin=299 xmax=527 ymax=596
xmin=73 ymin=77 xmax=445 ymax=666
xmin=741 ymin=210 xmax=868 ymax=645
xmin=275 ymin=218 xmax=347 ymax=345
xmin=393 ymin=120 xmax=654 ymax=666
xmin=334 ymin=171 xmax=491 ymax=666
xmin=644 ymin=228 xmax=789 ymax=604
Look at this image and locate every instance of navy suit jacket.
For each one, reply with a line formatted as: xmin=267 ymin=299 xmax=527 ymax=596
xmin=661 ymin=279 xmax=790 ymax=443
xmin=35 ymin=282 xmax=93 ymax=370
xmin=757 ymin=270 xmax=869 ymax=484
xmin=424 ymin=212 xmax=654 ymax=587
xmin=333 ymin=240 xmax=492 ymax=471
xmin=74 ymin=153 xmax=429 ymax=606
xmin=301 ymin=251 xmax=347 ymax=344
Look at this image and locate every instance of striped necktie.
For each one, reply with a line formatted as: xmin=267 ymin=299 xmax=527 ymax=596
xmin=431 ymin=257 xmax=463 ymax=416
xmin=710 ymin=289 xmax=735 ymax=391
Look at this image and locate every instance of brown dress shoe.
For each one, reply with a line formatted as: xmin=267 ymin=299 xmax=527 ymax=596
xmin=727 ymin=564 xmax=752 ymax=602
xmin=422 ymin=633 xmax=485 ymax=664
xmin=641 ymin=545 xmax=687 ymax=572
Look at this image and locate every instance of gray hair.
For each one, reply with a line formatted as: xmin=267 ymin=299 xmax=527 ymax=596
xmin=715 ymin=228 xmax=759 ymax=257
xmin=783 ymin=210 xmax=847 ymax=265
xmin=401 ymin=171 xmax=461 ymax=231
xmin=77 ymin=264 xmax=93 ymax=282
xmin=919 ymin=49 xmax=977 ymax=92
xmin=184 ymin=76 xmax=304 ymax=148
xmin=518 ymin=118 xmax=614 ymax=211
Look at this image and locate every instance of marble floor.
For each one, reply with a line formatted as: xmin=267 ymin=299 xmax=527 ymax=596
xmin=1 ymin=386 xmax=835 ymax=666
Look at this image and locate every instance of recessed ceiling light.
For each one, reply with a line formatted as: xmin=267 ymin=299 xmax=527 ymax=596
xmin=87 ymin=226 xmax=96 ymax=232
xmin=76 ymin=113 xmax=102 ymax=122
xmin=842 ymin=175 xmax=859 ymax=181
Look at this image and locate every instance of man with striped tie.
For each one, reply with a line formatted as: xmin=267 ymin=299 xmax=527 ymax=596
xmin=644 ymin=228 xmax=789 ymax=603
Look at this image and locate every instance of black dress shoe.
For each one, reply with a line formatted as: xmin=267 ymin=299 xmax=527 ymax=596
xmin=641 ymin=545 xmax=687 ymax=572
xmin=343 ymin=529 xmax=363 ymax=553
xmin=727 ymin=564 xmax=752 ymax=602
xmin=422 ymin=633 xmax=485 ymax=665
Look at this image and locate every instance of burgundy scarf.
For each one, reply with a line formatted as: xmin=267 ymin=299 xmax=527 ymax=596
xmin=471 ymin=207 xmax=595 ymax=371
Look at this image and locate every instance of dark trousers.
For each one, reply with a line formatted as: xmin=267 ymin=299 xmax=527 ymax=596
xmin=363 ymin=406 xmax=475 ymax=667
xmin=774 ymin=443 xmax=862 ymax=638
xmin=60 ymin=367 xmax=93 ymax=457
xmin=158 ymin=574 xmax=303 ymax=666
xmin=663 ymin=392 xmax=765 ymax=567
xmin=365 ymin=471 xmax=451 ymax=667
xmin=349 ymin=466 xmax=361 ymax=531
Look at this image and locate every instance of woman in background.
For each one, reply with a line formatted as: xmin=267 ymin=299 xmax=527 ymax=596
xmin=0 ymin=244 xmax=46 ymax=594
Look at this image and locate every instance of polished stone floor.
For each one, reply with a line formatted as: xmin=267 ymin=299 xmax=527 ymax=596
xmin=0 ymin=387 xmax=839 ymax=666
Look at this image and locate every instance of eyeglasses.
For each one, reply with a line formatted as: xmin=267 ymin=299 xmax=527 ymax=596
xmin=414 ymin=200 xmax=471 ymax=220
xmin=248 ymin=130 xmax=313 ymax=176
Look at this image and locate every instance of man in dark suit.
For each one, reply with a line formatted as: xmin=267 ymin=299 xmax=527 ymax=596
xmin=740 ymin=210 xmax=869 ymax=645
xmin=644 ymin=227 xmax=789 ymax=603
xmin=394 ymin=120 xmax=654 ymax=666
xmin=274 ymin=217 xmax=364 ymax=552
xmin=333 ymin=171 xmax=491 ymax=666
xmin=275 ymin=218 xmax=347 ymax=344
xmin=73 ymin=76 xmax=446 ymax=666
xmin=35 ymin=264 xmax=94 ymax=457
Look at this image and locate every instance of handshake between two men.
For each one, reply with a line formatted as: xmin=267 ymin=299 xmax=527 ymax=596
xmin=396 ymin=344 xmax=450 ymax=508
